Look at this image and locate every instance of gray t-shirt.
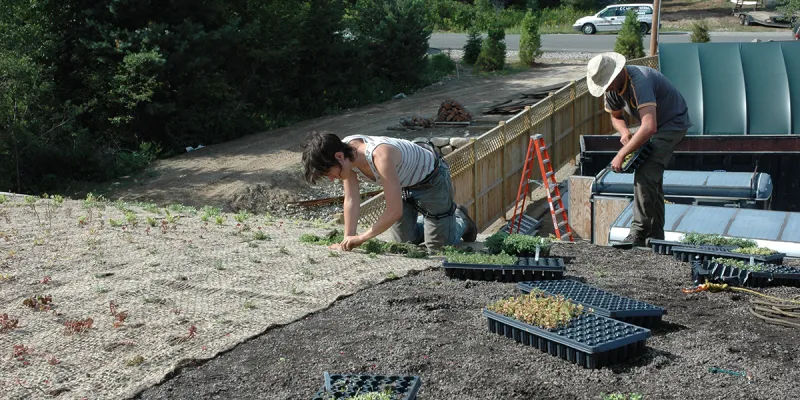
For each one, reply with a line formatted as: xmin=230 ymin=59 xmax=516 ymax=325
xmin=604 ymin=65 xmax=692 ymax=133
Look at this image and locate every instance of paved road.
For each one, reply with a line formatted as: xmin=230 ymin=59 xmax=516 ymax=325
xmin=431 ymin=32 xmax=794 ymax=52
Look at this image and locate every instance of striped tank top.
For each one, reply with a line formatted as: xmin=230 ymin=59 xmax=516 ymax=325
xmin=342 ymin=135 xmax=436 ymax=188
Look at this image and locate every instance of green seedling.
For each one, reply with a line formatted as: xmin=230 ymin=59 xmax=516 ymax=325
xmin=216 ymin=215 xmax=226 ymax=225
xmin=78 ymin=216 xmax=88 ymax=226
xmin=109 ymin=218 xmax=125 ymax=228
xmin=446 ymin=251 xmax=516 ymax=265
xmin=234 ymin=210 xmax=251 ymax=223
xmin=730 ymin=246 xmax=778 ymax=256
xmin=146 ymin=216 xmax=157 ymax=227
xmin=711 ymin=257 xmax=767 ymax=272
xmin=386 ymin=272 xmax=399 ymax=280
xmin=125 ymin=211 xmax=138 ymax=226
xmin=253 ymin=228 xmax=270 ymax=241
xmin=501 ymin=234 xmax=553 ymax=256
xmin=125 ymin=355 xmax=145 ymax=367
xmin=680 ymin=232 xmax=756 ymax=248
xmin=243 ymin=300 xmax=257 ymax=310
xmin=487 ymin=290 xmax=584 ymax=330
xmin=0 ymin=194 xmax=7 ymax=204
xmin=328 ymin=251 xmax=340 ymax=258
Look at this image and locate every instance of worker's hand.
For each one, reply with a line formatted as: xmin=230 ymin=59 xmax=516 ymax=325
xmin=339 ymin=235 xmax=366 ymax=251
xmin=611 ymin=154 xmax=624 ymax=173
xmin=620 ymin=132 xmax=631 ymax=145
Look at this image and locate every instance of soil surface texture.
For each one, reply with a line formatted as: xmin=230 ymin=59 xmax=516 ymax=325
xmin=136 ymin=242 xmax=800 ymax=400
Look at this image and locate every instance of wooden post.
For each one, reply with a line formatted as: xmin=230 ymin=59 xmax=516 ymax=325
xmin=498 ymin=120 xmax=507 ymax=218
xmin=471 ymin=139 xmax=479 ymax=227
xmin=524 ymin=105 xmax=532 ymax=135
xmin=570 ymin=81 xmax=577 ymax=161
xmin=649 ymin=0 xmax=661 ymax=56
xmin=548 ymin=93 xmax=556 ymax=166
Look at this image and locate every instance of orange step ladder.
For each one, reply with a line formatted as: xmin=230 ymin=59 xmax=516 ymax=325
xmin=510 ymin=134 xmax=573 ymax=241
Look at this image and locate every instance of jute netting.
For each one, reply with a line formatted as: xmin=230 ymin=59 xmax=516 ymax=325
xmin=0 ymin=195 xmax=436 ymax=399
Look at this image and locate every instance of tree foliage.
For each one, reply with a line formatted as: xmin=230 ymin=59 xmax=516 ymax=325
xmin=462 ymin=29 xmax=484 ymax=65
xmin=519 ymin=10 xmax=543 ymax=66
xmin=0 ymin=0 xmax=437 ymax=193
xmin=476 ymin=24 xmax=507 ymax=72
xmin=690 ymin=20 xmax=711 ymax=43
xmin=613 ymin=9 xmax=645 ymax=60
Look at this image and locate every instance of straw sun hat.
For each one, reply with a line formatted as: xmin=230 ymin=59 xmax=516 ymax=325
xmin=586 ymin=52 xmax=627 ymax=97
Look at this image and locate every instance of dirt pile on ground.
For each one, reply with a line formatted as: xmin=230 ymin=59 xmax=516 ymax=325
xmin=136 ymin=241 xmax=800 ymax=400
xmin=435 ymin=99 xmax=472 ymax=122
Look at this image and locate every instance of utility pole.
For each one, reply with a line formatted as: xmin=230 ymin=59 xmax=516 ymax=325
xmin=649 ymin=0 xmax=662 ymax=56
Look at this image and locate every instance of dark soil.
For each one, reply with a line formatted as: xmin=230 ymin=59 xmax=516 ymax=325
xmin=135 ymin=242 xmax=800 ymax=400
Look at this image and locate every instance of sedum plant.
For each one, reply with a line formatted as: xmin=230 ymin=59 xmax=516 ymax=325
xmin=680 ymin=233 xmax=757 ymax=248
xmin=446 ymin=252 xmax=516 ymax=265
xmin=487 ymin=290 xmax=584 ymax=330
xmin=710 ymin=257 xmax=766 ymax=272
xmin=730 ymin=246 xmax=778 ymax=256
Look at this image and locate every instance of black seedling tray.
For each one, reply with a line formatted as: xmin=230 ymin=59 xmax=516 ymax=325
xmin=311 ymin=374 xmax=421 ymax=400
xmin=672 ymin=246 xmax=786 ymax=265
xmin=648 ymin=239 xmax=737 ymax=256
xmin=517 ymin=279 xmax=665 ymax=327
xmin=616 ymin=141 xmax=654 ymax=173
xmin=691 ymin=260 xmax=800 ymax=288
xmin=443 ymin=257 xmax=565 ymax=282
xmin=483 ymin=310 xmax=650 ymax=369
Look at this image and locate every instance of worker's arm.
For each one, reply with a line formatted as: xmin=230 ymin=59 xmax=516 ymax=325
xmin=341 ymin=172 xmax=361 ymax=237
xmin=611 ymin=105 xmax=657 ymax=172
xmin=611 ymin=109 xmax=633 ymax=145
xmin=340 ymin=145 xmax=404 ymax=250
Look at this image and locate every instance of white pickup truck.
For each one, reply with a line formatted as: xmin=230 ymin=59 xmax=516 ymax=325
xmin=573 ymin=3 xmax=656 ymax=35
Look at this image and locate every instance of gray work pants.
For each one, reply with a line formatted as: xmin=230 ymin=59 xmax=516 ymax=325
xmin=390 ymin=161 xmax=466 ymax=252
xmin=630 ymin=130 xmax=686 ymax=241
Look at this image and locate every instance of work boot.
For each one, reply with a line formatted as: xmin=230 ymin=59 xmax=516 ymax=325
xmin=620 ymin=233 xmax=647 ymax=248
xmin=457 ymin=205 xmax=477 ymax=242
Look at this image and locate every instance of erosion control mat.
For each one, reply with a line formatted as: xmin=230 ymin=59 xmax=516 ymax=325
xmin=0 ymin=196 xmax=436 ymax=399
xmin=137 ymin=242 xmax=800 ymax=400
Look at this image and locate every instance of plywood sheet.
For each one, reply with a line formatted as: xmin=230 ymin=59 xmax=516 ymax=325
xmin=568 ymin=176 xmax=594 ymax=240
xmin=593 ymin=196 xmax=631 ymax=246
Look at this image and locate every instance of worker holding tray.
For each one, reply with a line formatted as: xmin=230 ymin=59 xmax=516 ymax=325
xmin=586 ymin=52 xmax=692 ymax=247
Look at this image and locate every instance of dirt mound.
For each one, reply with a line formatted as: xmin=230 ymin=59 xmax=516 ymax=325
xmin=228 ymin=168 xmax=325 ymax=214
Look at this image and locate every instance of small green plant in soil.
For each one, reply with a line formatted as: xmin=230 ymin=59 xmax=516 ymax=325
xmin=253 ymin=228 xmax=270 ymax=241
xmin=234 ymin=210 xmax=251 ymax=223
xmin=446 ymin=252 xmax=516 ymax=265
xmin=485 ymin=231 xmax=509 ymax=254
xmin=730 ymin=246 xmax=778 ymax=256
xmin=680 ymin=233 xmax=757 ymax=248
xmin=711 ymin=257 xmax=767 ymax=272
xmin=487 ymin=290 xmax=584 ymax=330
xmin=501 ymin=234 xmax=553 ymax=256
xmin=0 ymin=194 xmax=7 ymax=204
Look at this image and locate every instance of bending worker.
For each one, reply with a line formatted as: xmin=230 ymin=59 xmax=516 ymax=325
xmin=586 ymin=52 xmax=691 ymax=247
xmin=301 ymin=132 xmax=477 ymax=252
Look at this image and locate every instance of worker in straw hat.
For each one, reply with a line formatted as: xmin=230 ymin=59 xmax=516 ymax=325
xmin=586 ymin=52 xmax=692 ymax=248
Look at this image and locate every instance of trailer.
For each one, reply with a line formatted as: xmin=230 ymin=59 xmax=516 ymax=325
xmin=735 ymin=10 xmax=795 ymax=28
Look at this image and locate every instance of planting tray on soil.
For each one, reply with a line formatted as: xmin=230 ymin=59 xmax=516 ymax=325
xmin=691 ymin=260 xmax=800 ymax=288
xmin=672 ymin=246 xmax=786 ymax=265
xmin=648 ymin=239 xmax=737 ymax=256
xmin=517 ymin=279 xmax=665 ymax=327
xmin=443 ymin=257 xmax=565 ymax=282
xmin=483 ymin=310 xmax=650 ymax=369
xmin=616 ymin=141 xmax=654 ymax=173
xmin=311 ymin=373 xmax=421 ymax=400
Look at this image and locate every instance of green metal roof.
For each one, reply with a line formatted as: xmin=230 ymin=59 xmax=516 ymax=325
xmin=658 ymin=41 xmax=800 ymax=135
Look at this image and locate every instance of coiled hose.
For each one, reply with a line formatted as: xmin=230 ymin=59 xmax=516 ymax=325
xmin=682 ymin=281 xmax=800 ymax=328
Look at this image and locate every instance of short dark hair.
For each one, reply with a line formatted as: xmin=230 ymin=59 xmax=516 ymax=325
xmin=301 ymin=131 xmax=356 ymax=184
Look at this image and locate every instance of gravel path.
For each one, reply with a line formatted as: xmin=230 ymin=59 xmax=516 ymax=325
xmin=136 ymin=242 xmax=800 ymax=400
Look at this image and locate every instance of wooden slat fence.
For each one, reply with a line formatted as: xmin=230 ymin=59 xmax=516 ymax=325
xmin=358 ymin=55 xmax=659 ymax=231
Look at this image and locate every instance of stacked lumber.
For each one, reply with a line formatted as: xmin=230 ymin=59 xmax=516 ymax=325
xmin=482 ymin=81 xmax=569 ymax=114
xmin=436 ymin=99 xmax=472 ymax=122
xmin=400 ymin=115 xmax=434 ymax=128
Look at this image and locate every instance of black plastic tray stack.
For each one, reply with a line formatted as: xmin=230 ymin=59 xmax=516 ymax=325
xmin=691 ymin=259 xmax=800 ymax=288
xmin=443 ymin=257 xmax=565 ymax=282
xmin=312 ymin=374 xmax=422 ymax=400
xmin=617 ymin=141 xmax=655 ymax=173
xmin=483 ymin=309 xmax=650 ymax=369
xmin=672 ymin=246 xmax=786 ymax=265
xmin=517 ymin=279 xmax=666 ymax=328
xmin=501 ymin=214 xmax=541 ymax=235
xmin=648 ymin=239 xmax=737 ymax=256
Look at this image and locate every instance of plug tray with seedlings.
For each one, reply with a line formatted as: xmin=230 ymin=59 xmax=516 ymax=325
xmin=517 ymin=279 xmax=665 ymax=327
xmin=442 ymin=253 xmax=565 ymax=282
xmin=672 ymin=246 xmax=786 ymax=265
xmin=691 ymin=259 xmax=800 ymax=288
xmin=311 ymin=373 xmax=421 ymax=400
xmin=484 ymin=291 xmax=650 ymax=369
xmin=648 ymin=239 xmax=737 ymax=256
xmin=617 ymin=141 xmax=654 ymax=173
